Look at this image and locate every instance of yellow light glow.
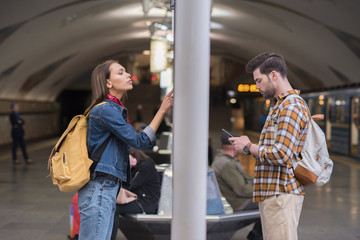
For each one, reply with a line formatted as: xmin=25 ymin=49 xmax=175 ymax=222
xmin=319 ymin=100 xmax=324 ymax=105
xmin=250 ymin=84 xmax=259 ymax=92
xmin=265 ymin=99 xmax=271 ymax=107
xmin=238 ymin=84 xmax=257 ymax=92
xmin=245 ymin=85 xmax=250 ymax=92
xmin=142 ymin=50 xmax=150 ymax=55
xmin=238 ymin=84 xmax=249 ymax=92
xmin=230 ymin=98 xmax=237 ymax=104
xmin=319 ymin=95 xmax=324 ymax=100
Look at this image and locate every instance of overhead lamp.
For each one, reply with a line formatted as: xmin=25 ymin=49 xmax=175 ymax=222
xmin=160 ymin=67 xmax=173 ymax=88
xmin=150 ymin=40 xmax=168 ymax=73
xmin=142 ymin=50 xmax=151 ymax=55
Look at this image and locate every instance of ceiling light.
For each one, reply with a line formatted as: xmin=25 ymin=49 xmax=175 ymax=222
xmin=150 ymin=40 xmax=168 ymax=73
xmin=143 ymin=50 xmax=151 ymax=55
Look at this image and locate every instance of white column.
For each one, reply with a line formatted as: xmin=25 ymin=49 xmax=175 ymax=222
xmin=172 ymin=0 xmax=211 ymax=239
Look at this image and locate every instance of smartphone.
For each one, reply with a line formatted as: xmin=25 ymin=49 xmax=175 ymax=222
xmin=222 ymin=128 xmax=233 ymax=138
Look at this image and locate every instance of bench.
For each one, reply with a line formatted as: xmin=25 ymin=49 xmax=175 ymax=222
xmin=116 ymin=165 xmax=260 ymax=239
xmin=118 ymin=210 xmax=260 ymax=240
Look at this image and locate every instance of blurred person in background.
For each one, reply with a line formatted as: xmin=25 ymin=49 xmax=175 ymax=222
xmin=9 ymin=102 xmax=33 ymax=165
xmin=111 ymin=147 xmax=161 ymax=240
xmin=212 ymin=131 xmax=262 ymax=240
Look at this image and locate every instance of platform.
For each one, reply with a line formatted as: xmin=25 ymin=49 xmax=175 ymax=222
xmin=0 ymin=138 xmax=359 ymax=240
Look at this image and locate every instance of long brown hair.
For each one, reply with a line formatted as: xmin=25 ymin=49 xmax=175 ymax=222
xmin=84 ymin=60 xmax=117 ymax=115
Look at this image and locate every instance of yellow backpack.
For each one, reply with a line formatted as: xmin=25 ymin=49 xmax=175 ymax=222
xmin=48 ymin=102 xmax=109 ymax=192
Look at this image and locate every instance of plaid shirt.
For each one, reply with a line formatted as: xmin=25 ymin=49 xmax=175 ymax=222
xmin=253 ymin=90 xmax=309 ymax=202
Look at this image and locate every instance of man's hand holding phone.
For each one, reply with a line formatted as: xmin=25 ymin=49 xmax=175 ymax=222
xmin=222 ymin=128 xmax=233 ymax=138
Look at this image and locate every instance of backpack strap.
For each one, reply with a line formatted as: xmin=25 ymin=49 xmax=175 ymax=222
xmin=273 ymin=94 xmax=311 ymax=163
xmin=273 ymin=94 xmax=310 ymax=139
xmin=86 ymin=101 xmax=108 ymax=118
xmin=89 ymin=136 xmax=112 ymax=175
xmin=87 ymin=101 xmax=111 ymax=163
xmin=91 ymin=136 xmax=112 ymax=162
xmin=53 ymin=101 xmax=108 ymax=152
xmin=53 ymin=115 xmax=81 ymax=151
xmin=87 ymin=101 xmax=112 ymax=173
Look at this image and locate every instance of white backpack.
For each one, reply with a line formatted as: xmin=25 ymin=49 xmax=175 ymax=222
xmin=276 ymin=94 xmax=333 ymax=186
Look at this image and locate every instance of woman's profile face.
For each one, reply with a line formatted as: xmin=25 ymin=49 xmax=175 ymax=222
xmin=107 ymin=63 xmax=133 ymax=95
xmin=129 ymin=154 xmax=137 ymax=167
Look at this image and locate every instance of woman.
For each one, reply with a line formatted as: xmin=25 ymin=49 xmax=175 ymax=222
xmin=111 ymin=147 xmax=161 ymax=240
xmin=78 ymin=60 xmax=173 ymax=240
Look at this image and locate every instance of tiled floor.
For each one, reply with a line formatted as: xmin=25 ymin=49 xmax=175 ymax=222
xmin=0 ymin=138 xmax=359 ymax=240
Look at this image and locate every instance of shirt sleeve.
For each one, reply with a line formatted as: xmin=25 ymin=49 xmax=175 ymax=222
xmin=259 ymin=101 xmax=308 ymax=166
xmin=143 ymin=126 xmax=156 ymax=143
xmin=97 ymin=104 xmax=155 ymax=150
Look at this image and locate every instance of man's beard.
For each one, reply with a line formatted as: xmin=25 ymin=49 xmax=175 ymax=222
xmin=262 ymin=76 xmax=276 ymax=99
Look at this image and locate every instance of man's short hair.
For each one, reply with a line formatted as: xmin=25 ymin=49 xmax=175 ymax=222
xmin=221 ymin=131 xmax=239 ymax=145
xmin=245 ymin=52 xmax=287 ymax=78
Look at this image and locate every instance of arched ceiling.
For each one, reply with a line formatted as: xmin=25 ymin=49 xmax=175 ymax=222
xmin=0 ymin=0 xmax=359 ymax=101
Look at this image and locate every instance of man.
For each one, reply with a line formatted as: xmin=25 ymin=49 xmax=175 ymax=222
xmin=9 ymin=102 xmax=33 ymax=165
xmin=212 ymin=131 xmax=262 ymax=240
xmin=229 ymin=53 xmax=309 ymax=240
xmin=212 ymin=132 xmax=255 ymax=211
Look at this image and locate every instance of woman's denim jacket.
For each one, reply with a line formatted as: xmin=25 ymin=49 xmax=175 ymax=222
xmin=87 ymin=99 xmax=156 ymax=183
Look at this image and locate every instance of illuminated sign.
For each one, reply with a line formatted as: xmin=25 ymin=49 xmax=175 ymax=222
xmin=237 ymin=84 xmax=259 ymax=92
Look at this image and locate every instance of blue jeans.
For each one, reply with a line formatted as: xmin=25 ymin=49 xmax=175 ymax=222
xmin=78 ymin=174 xmax=120 ymax=240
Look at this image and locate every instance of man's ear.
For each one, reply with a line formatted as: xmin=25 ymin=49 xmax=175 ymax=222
xmin=271 ymin=71 xmax=276 ymax=79
xmin=270 ymin=70 xmax=280 ymax=81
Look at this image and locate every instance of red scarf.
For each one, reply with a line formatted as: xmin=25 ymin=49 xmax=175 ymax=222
xmin=106 ymin=94 xmax=129 ymax=123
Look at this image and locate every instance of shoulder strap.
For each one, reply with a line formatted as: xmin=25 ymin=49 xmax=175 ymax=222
xmin=274 ymin=94 xmax=312 ymax=165
xmin=85 ymin=101 xmax=107 ymax=118
xmin=284 ymin=94 xmax=310 ymax=113
xmin=92 ymin=136 xmax=111 ymax=162
xmin=273 ymin=94 xmax=310 ymax=139
xmin=87 ymin=101 xmax=111 ymax=162
xmin=53 ymin=115 xmax=82 ymax=151
xmin=51 ymin=101 xmax=108 ymax=156
xmin=88 ymin=101 xmax=112 ymax=174
xmin=89 ymin=136 xmax=111 ymax=174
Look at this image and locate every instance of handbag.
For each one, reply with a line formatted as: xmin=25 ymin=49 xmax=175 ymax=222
xmin=116 ymin=188 xmax=137 ymax=204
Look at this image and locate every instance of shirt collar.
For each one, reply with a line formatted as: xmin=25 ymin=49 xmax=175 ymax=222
xmin=269 ymin=89 xmax=300 ymax=108
xmin=276 ymin=89 xmax=301 ymax=102
xmin=106 ymin=93 xmax=123 ymax=106
xmin=106 ymin=93 xmax=129 ymax=123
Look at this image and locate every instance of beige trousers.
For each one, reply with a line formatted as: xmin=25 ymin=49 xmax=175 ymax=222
xmin=259 ymin=194 xmax=304 ymax=240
